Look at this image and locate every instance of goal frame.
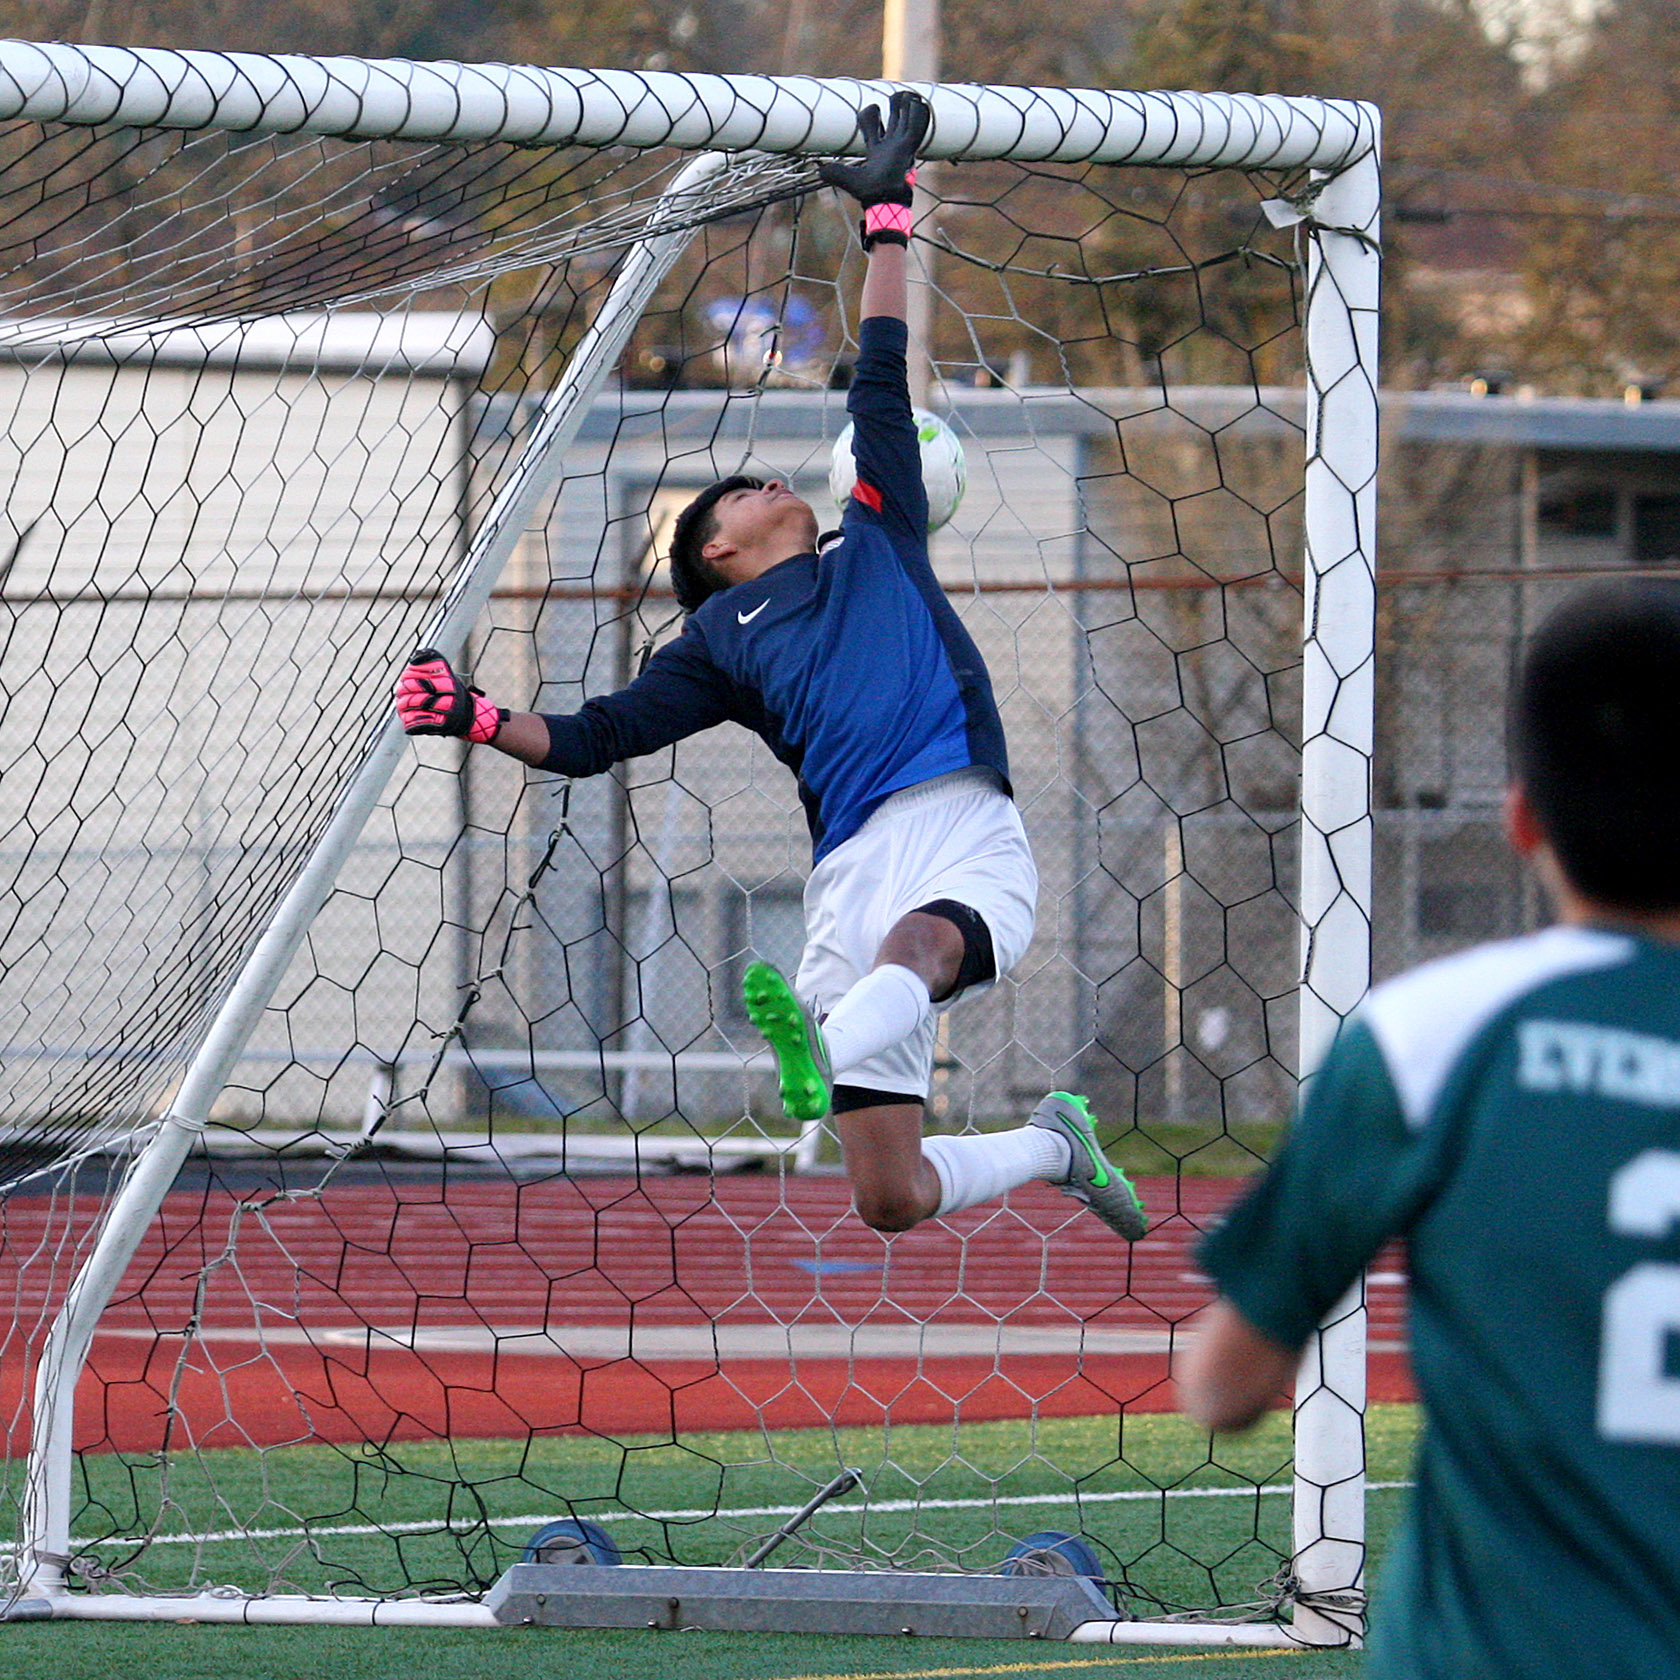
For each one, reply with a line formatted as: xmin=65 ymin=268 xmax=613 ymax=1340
xmin=0 ymin=40 xmax=1380 ymax=1646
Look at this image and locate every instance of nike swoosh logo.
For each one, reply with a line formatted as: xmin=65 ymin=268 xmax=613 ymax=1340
xmin=737 ymin=601 xmax=769 ymax=624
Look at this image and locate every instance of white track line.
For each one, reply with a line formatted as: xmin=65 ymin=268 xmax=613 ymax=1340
xmin=73 ymin=1481 xmax=1414 ymax=1551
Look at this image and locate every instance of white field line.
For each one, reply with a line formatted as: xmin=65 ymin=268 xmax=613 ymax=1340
xmin=65 ymin=1480 xmax=1415 ymax=1552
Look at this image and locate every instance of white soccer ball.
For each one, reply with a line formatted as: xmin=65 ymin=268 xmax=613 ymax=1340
xmin=829 ymin=409 xmax=967 ymax=533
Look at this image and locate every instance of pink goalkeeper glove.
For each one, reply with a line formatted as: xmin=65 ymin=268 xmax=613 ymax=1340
xmin=395 ymin=649 xmax=507 ymax=744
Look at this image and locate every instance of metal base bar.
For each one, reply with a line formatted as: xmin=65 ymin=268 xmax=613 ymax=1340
xmin=487 ymin=1562 xmax=1121 ymax=1639
xmin=8 ymin=1579 xmax=1340 ymax=1647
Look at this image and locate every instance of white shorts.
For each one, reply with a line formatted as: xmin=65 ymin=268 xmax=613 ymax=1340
xmin=794 ymin=769 xmax=1038 ymax=1100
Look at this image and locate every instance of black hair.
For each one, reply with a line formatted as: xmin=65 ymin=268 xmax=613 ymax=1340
xmin=1512 ymin=580 xmax=1680 ymax=911
xmin=667 ymin=475 xmax=762 ymax=612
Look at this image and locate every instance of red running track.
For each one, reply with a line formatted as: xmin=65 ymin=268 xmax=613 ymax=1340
xmin=1 ymin=1173 xmax=1413 ymax=1452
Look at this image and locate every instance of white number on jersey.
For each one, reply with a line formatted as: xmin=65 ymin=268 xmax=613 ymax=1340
xmin=1599 ymin=1149 xmax=1680 ymax=1443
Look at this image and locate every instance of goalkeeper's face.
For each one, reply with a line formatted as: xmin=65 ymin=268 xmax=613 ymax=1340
xmin=703 ymin=479 xmax=820 ymax=582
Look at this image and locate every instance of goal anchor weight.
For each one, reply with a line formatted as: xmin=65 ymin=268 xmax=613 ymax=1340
xmin=484 ymin=1561 xmax=1122 ymax=1640
xmin=492 ymin=1497 xmax=1130 ymax=1640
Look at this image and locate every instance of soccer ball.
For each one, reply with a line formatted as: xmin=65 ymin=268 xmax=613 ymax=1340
xmin=829 ymin=409 xmax=967 ymax=532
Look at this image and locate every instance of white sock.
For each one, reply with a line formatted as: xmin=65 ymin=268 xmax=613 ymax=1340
xmin=922 ymin=1127 xmax=1073 ymax=1217
xmin=821 ymin=963 xmax=932 ymax=1077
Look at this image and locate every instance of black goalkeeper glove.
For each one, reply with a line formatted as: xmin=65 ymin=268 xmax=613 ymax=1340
xmin=818 ymin=89 xmax=930 ymax=248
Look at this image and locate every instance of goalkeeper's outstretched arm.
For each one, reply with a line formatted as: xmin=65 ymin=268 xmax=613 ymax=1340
xmin=395 ymin=636 xmax=735 ymax=776
xmin=473 ymin=709 xmax=550 ymax=764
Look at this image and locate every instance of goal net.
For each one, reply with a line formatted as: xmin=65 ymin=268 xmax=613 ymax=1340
xmin=0 ymin=43 xmax=1378 ymax=1645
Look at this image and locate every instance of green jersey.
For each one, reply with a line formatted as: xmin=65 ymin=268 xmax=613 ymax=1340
xmin=1201 ymin=924 xmax=1680 ymax=1679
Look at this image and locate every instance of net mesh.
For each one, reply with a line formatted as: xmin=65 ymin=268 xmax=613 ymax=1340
xmin=0 ymin=71 xmax=1369 ymax=1627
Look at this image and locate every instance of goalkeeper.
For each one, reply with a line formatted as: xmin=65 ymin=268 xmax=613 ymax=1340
xmin=1180 ymin=581 xmax=1680 ymax=1676
xmin=396 ymin=91 xmax=1144 ymax=1244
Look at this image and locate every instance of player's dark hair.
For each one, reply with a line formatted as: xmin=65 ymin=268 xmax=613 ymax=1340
xmin=1512 ymin=580 xmax=1680 ymax=911
xmin=668 ymin=475 xmax=761 ymax=612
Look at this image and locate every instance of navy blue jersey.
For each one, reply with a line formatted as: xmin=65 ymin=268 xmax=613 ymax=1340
xmin=537 ymin=315 xmax=1009 ymax=862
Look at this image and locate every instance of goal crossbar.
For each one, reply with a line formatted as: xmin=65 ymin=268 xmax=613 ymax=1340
xmin=0 ymin=41 xmax=1375 ymax=171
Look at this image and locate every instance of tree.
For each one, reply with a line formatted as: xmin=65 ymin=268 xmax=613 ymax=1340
xmin=1512 ymin=0 xmax=1680 ymax=394
xmin=1123 ymin=0 xmax=1529 ymax=387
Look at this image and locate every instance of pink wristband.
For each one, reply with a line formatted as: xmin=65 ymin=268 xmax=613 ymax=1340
xmin=863 ymin=201 xmax=914 ymax=241
xmin=467 ymin=691 xmax=505 ymax=744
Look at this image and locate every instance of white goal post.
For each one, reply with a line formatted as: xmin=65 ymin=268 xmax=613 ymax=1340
xmin=0 ymin=40 xmax=1379 ymax=1645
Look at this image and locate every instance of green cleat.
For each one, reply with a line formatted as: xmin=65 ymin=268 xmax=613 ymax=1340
xmin=1030 ymin=1092 xmax=1148 ymax=1242
xmin=742 ymin=960 xmax=833 ymax=1122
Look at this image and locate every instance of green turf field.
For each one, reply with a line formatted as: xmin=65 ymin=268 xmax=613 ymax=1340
xmin=3 ymin=1404 xmax=1419 ymax=1678
xmin=0 ymin=1620 xmax=1379 ymax=1680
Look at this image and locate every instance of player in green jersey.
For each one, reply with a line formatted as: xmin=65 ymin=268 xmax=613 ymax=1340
xmin=1179 ymin=581 xmax=1680 ymax=1678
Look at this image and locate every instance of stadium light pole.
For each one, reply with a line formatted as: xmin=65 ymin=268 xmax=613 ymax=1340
xmin=883 ymin=0 xmax=939 ymax=405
